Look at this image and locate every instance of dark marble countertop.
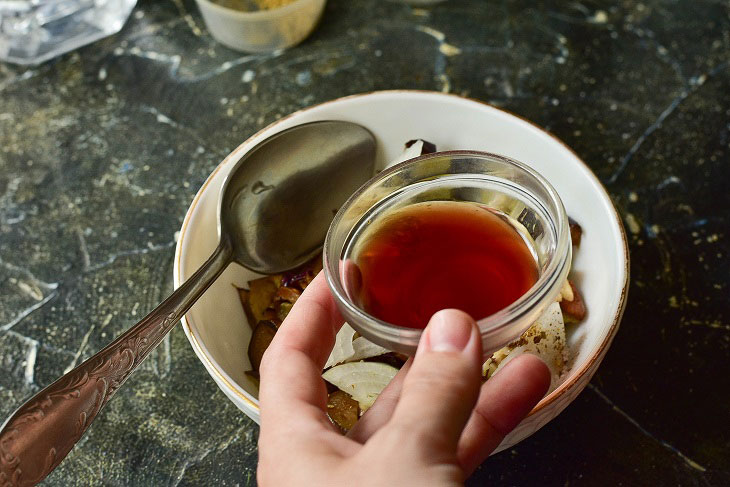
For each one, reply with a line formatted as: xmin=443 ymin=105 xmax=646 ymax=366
xmin=1 ymin=0 xmax=728 ymax=485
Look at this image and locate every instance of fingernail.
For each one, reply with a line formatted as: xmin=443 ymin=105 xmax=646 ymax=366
xmin=426 ymin=309 xmax=475 ymax=353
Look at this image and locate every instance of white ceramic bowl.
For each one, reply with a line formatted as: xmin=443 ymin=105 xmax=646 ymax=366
xmin=195 ymin=0 xmax=326 ymax=53
xmin=173 ymin=91 xmax=629 ymax=452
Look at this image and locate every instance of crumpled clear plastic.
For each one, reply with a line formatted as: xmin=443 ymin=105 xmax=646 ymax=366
xmin=0 ymin=0 xmax=136 ymax=65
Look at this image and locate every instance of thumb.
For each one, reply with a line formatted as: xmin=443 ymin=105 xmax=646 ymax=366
xmin=387 ymin=309 xmax=483 ymax=452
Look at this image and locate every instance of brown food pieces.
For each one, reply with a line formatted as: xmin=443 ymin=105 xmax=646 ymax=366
xmin=276 ymin=285 xmax=301 ymax=303
xmin=368 ymin=352 xmax=407 ymax=369
xmin=560 ymin=280 xmax=587 ymax=323
xmin=276 ymin=301 xmax=293 ymax=322
xmin=212 ymin=0 xmax=295 ymax=11
xmin=248 ymin=320 xmax=278 ymax=371
xmin=326 ymin=390 xmax=360 ymax=432
xmin=237 ymin=256 xmax=322 ymax=373
xmin=246 ymin=276 xmax=280 ymax=324
xmin=564 ymin=217 xmax=586 ymax=323
xmin=405 ymin=138 xmax=437 ymax=154
xmin=569 ymin=217 xmax=583 ymax=247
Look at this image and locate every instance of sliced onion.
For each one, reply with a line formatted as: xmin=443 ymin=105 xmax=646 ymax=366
xmin=325 ymin=323 xmax=389 ymax=369
xmin=483 ymin=301 xmax=566 ymax=392
xmin=350 ymin=337 xmax=389 ymax=362
xmin=324 ymin=323 xmax=356 ymax=369
xmin=322 ymin=362 xmax=398 ymax=411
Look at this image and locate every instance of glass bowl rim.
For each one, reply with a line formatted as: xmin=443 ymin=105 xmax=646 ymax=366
xmin=323 ymin=149 xmax=573 ymax=342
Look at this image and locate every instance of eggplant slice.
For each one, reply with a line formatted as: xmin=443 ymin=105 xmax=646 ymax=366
xmin=326 ymin=390 xmax=360 ymax=432
xmin=248 ymin=320 xmax=278 ymax=371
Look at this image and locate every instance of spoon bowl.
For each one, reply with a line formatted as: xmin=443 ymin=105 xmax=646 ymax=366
xmin=221 ymin=121 xmax=377 ymax=273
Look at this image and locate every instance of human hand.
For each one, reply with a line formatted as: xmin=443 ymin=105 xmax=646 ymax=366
xmin=257 ymin=273 xmax=551 ymax=486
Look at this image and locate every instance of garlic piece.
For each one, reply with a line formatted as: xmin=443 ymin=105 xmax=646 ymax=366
xmin=557 ymin=279 xmax=574 ymax=302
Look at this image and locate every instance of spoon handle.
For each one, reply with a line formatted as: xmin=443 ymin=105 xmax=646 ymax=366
xmin=0 ymin=239 xmax=233 ymax=486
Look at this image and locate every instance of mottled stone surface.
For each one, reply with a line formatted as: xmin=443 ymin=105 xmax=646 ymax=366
xmin=1 ymin=0 xmax=728 ymax=485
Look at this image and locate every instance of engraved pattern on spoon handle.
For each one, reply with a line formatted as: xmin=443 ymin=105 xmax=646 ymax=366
xmin=0 ymin=239 xmax=232 ymax=487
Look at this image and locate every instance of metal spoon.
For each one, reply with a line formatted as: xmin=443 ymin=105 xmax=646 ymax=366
xmin=0 ymin=120 xmax=376 ymax=486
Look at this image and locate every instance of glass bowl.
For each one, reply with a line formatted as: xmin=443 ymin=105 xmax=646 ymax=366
xmin=324 ymin=150 xmax=572 ymax=358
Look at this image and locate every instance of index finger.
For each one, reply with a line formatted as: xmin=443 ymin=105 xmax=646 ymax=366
xmin=259 ymin=272 xmax=345 ymax=429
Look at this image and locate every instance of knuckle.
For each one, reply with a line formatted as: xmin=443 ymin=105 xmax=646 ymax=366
xmin=383 ymin=418 xmax=453 ymax=456
xmin=406 ymin=355 xmax=476 ymax=395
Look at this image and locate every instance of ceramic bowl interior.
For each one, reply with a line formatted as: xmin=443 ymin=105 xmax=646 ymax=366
xmin=173 ymin=91 xmax=629 ymax=451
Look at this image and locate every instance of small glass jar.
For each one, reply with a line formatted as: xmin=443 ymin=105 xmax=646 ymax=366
xmin=324 ymin=151 xmax=572 ymax=358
